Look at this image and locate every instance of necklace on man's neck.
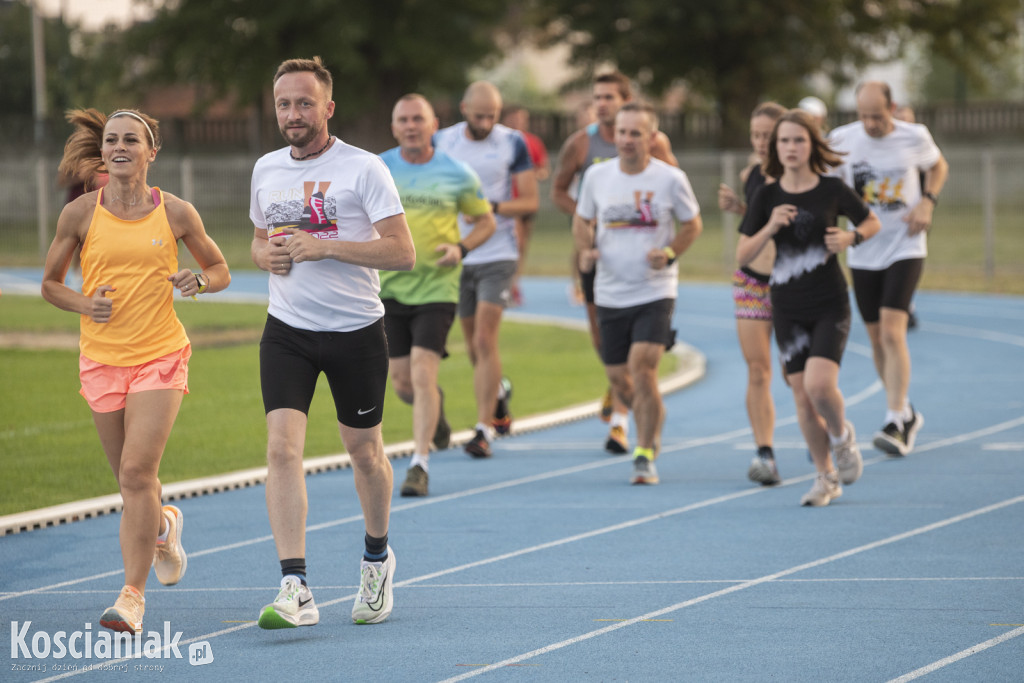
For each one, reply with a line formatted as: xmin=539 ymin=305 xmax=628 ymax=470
xmin=290 ymin=136 xmax=333 ymax=161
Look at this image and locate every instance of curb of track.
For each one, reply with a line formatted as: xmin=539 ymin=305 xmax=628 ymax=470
xmin=1 ymin=315 xmax=706 ymax=536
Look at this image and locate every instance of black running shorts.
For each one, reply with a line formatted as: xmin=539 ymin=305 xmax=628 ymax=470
xmin=382 ymin=299 xmax=456 ymax=358
xmin=851 ymin=258 xmax=924 ymax=324
xmin=773 ymin=301 xmax=851 ymax=375
xmin=259 ymin=314 xmax=389 ymax=428
xmin=596 ymin=298 xmax=676 ymax=366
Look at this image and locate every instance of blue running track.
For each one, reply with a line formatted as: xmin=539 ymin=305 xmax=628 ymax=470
xmin=2 ymin=270 xmax=1023 ymax=682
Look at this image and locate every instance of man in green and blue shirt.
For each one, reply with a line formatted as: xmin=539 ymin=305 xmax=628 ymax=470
xmin=379 ymin=94 xmax=495 ymax=497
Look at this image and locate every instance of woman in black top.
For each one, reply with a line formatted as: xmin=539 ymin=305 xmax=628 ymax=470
xmin=737 ymin=110 xmax=880 ymax=507
xmin=719 ymin=101 xmax=785 ymax=486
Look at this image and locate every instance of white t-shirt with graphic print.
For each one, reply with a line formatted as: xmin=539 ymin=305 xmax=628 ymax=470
xmin=576 ymin=158 xmax=700 ymax=308
xmin=829 ymin=119 xmax=942 ymax=270
xmin=250 ymin=140 xmax=405 ymax=332
xmin=434 ymin=122 xmax=533 ymax=266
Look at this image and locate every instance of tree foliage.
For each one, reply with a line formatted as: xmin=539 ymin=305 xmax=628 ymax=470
xmin=0 ymin=1 xmax=95 ymax=119
xmin=532 ymin=0 xmax=1022 ymax=143
xmin=114 ymin=0 xmax=512 ymax=149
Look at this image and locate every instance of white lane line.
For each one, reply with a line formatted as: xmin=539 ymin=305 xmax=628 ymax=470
xmin=0 ymin=458 xmax=623 ymax=601
xmin=13 ymin=575 xmax=1023 ymax=596
xmin=24 ymin=486 xmax=1024 ymax=680
xmin=919 ymin=321 xmax=1024 ymax=348
xmin=886 ymin=624 xmax=1024 ymax=683
xmin=436 ymin=494 xmax=1024 ymax=682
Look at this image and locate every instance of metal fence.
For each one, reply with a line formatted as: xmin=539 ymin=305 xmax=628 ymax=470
xmin=2 ymin=146 xmax=1021 ymax=289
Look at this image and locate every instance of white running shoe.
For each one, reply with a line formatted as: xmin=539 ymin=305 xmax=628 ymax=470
xmin=100 ymin=585 xmax=145 ymax=635
xmin=153 ymin=505 xmax=187 ymax=586
xmin=801 ymin=471 xmax=843 ymax=507
xmin=630 ymin=455 xmax=659 ymax=485
xmin=352 ymin=547 xmax=396 ymax=624
xmin=258 ymin=576 xmax=319 ymax=629
xmin=833 ymin=420 xmax=863 ymax=485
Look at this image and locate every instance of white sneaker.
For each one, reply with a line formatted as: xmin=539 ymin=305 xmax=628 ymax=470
xmin=832 ymin=420 xmax=863 ymax=485
xmin=258 ymin=576 xmax=319 ymax=629
xmin=352 ymin=547 xmax=396 ymax=624
xmin=153 ymin=505 xmax=187 ymax=586
xmin=801 ymin=471 xmax=843 ymax=507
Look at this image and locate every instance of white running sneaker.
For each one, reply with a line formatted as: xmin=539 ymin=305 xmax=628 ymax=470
xmin=630 ymin=455 xmax=659 ymax=485
xmin=352 ymin=547 xmax=396 ymax=624
xmin=832 ymin=420 xmax=863 ymax=485
xmin=153 ymin=505 xmax=187 ymax=586
xmin=258 ymin=576 xmax=319 ymax=629
xmin=801 ymin=471 xmax=843 ymax=507
xmin=100 ymin=585 xmax=145 ymax=635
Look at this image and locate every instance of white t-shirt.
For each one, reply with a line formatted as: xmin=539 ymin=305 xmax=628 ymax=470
xmin=576 ymin=158 xmax=700 ymax=308
xmin=829 ymin=119 xmax=942 ymax=270
xmin=249 ymin=140 xmax=405 ymax=332
xmin=434 ymin=122 xmax=533 ymax=265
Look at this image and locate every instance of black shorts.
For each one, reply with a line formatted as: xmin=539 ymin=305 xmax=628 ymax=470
xmin=259 ymin=314 xmax=389 ymax=429
xmin=851 ymin=259 xmax=924 ymax=324
xmin=596 ymin=298 xmax=676 ymax=366
xmin=579 ymin=266 xmax=596 ymax=305
xmin=773 ymin=301 xmax=851 ymax=375
xmin=382 ymin=299 xmax=456 ymax=358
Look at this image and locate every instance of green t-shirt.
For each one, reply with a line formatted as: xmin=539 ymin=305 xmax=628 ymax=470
xmin=379 ymin=147 xmax=490 ymax=304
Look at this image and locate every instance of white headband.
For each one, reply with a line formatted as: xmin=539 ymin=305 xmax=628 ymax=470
xmin=109 ymin=111 xmax=156 ymax=147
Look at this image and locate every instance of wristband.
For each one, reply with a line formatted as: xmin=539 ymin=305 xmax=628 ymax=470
xmin=195 ymin=272 xmax=208 ymax=294
xmin=662 ymin=245 xmax=677 ymax=265
xmin=458 ymin=242 xmax=469 ymax=259
xmin=491 ymin=200 xmax=500 ymax=215
xmin=922 ymin=191 xmax=938 ymax=206
xmin=852 ymin=230 xmax=864 ymax=247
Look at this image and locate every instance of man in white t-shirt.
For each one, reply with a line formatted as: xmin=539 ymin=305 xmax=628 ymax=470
xmin=249 ymin=56 xmax=415 ymax=630
xmin=434 ymin=81 xmax=538 ymax=459
xmin=829 ymin=81 xmax=948 ymax=456
xmin=573 ymin=102 xmax=702 ymax=485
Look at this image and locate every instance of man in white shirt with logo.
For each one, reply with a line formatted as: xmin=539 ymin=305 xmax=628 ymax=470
xmin=829 ymin=81 xmax=948 ymax=456
xmin=435 ymin=81 xmax=538 ymax=459
xmin=249 ymin=56 xmax=415 ymax=630
xmin=573 ymin=102 xmax=702 ymax=485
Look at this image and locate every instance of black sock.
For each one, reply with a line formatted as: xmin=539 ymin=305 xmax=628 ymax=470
xmin=757 ymin=445 xmax=775 ymax=459
xmin=280 ymin=558 xmax=307 ymax=585
xmin=364 ymin=532 xmax=389 ymax=562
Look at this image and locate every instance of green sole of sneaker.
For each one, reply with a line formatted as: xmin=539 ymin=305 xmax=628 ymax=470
xmin=257 ymin=606 xmax=298 ymax=630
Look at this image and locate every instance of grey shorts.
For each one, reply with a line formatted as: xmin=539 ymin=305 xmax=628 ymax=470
xmin=458 ymin=260 xmax=517 ymax=318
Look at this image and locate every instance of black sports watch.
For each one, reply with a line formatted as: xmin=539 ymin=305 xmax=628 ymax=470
xmin=922 ymin=191 xmax=938 ymax=206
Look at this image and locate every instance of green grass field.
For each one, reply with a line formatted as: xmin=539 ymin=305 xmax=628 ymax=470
xmin=0 ymin=297 xmax=677 ymax=515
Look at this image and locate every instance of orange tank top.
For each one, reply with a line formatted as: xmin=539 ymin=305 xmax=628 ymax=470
xmin=79 ymin=187 xmax=189 ymax=366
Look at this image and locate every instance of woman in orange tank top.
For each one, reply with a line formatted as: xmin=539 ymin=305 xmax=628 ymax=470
xmin=41 ymin=108 xmax=230 ymax=635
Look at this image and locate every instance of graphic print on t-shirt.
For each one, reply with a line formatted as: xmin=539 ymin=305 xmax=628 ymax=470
xmin=852 ymin=161 xmax=907 ymax=212
xmin=603 ymin=190 xmax=659 ymax=229
xmin=771 ymin=207 xmax=829 ymax=286
xmin=265 ymin=180 xmax=339 ymax=239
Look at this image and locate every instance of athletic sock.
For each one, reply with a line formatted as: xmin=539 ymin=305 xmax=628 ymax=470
xmin=885 ymin=409 xmax=904 ymax=429
xmin=610 ymin=411 xmax=629 ymax=429
xmin=410 ymin=452 xmax=429 ymax=472
xmin=828 ymin=428 xmax=849 ymax=447
xmin=757 ymin=445 xmax=775 ymax=459
xmin=899 ymin=403 xmax=914 ymax=423
xmin=280 ymin=558 xmax=307 ymax=586
xmin=474 ymin=422 xmax=494 ymax=441
xmin=156 ymin=513 xmax=169 ymax=543
xmin=364 ymin=532 xmax=389 ymax=562
xmin=632 ymin=446 xmax=655 ymax=460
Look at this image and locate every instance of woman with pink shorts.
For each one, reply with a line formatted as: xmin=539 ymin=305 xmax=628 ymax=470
xmin=41 ymin=108 xmax=230 ymax=635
